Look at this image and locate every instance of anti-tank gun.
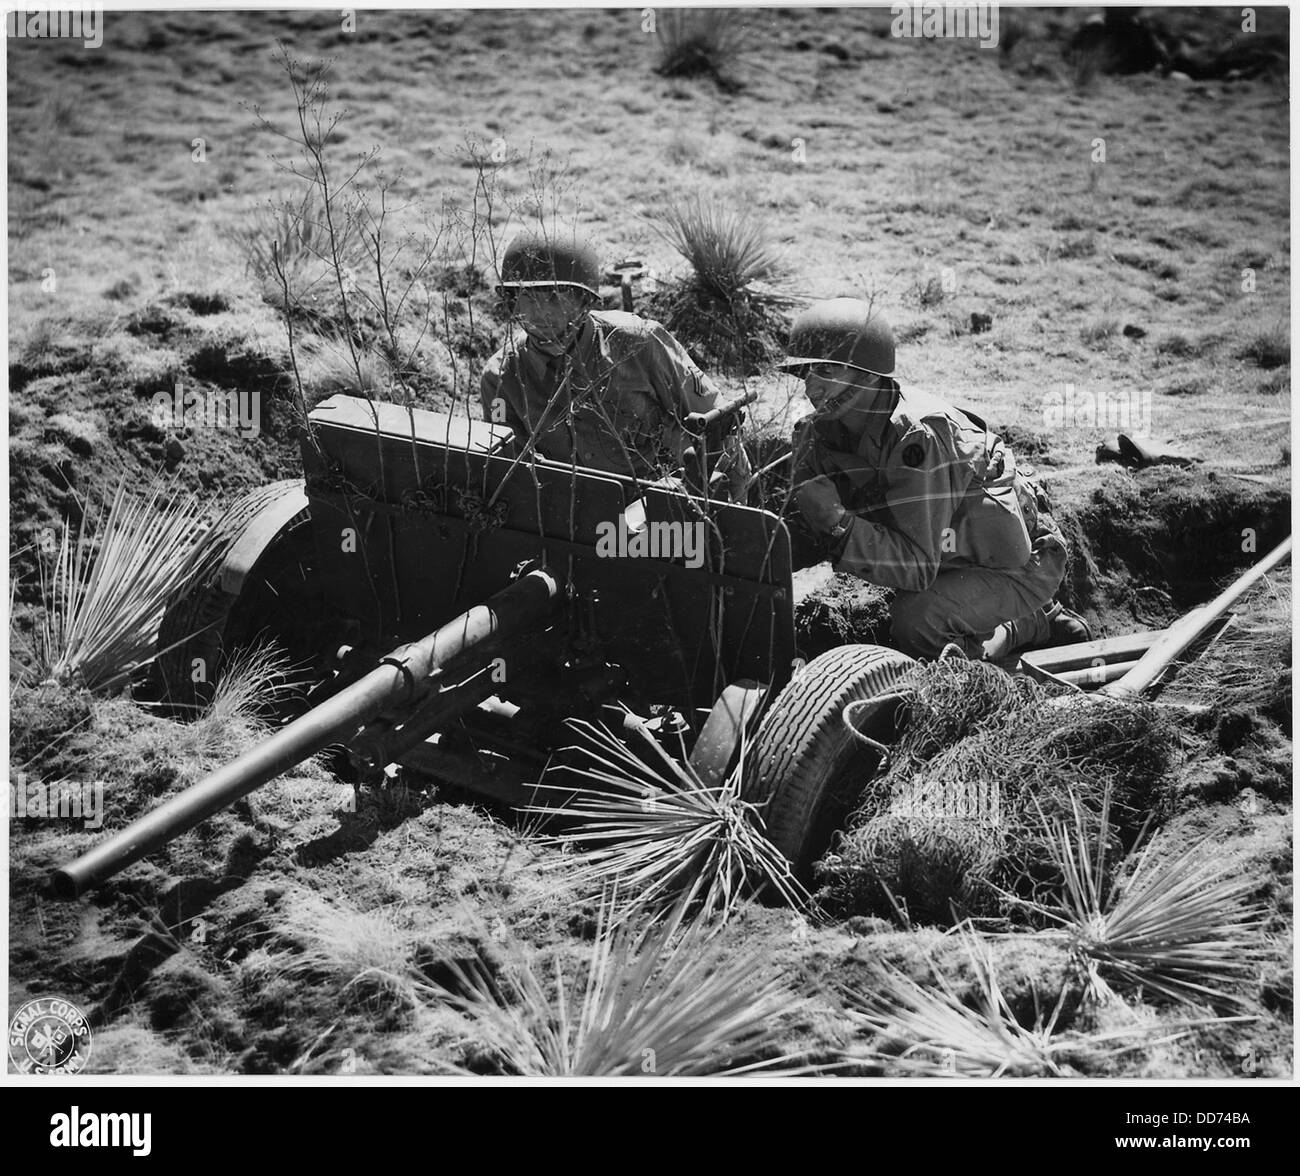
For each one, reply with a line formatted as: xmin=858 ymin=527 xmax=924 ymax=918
xmin=53 ymin=393 xmax=916 ymax=898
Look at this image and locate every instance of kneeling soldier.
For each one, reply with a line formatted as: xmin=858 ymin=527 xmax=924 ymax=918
xmin=480 ymin=229 xmax=748 ymax=498
xmin=783 ymin=298 xmax=1090 ymax=660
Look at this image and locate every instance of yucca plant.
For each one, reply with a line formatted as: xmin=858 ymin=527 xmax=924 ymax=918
xmin=653 ymin=193 xmax=785 ymax=305
xmin=1235 ymin=323 xmax=1289 ymax=371
xmin=34 ymin=481 xmax=221 ymax=692
xmin=32 ymin=480 xmax=289 ymax=694
xmin=840 ymin=923 xmax=1206 ymax=1078
xmin=841 ymin=924 xmax=1073 ymax=1077
xmin=648 ymin=194 xmax=795 ymax=377
xmin=532 ymin=715 xmax=808 ymax=923
xmin=424 ymin=894 xmax=806 ymax=1077
xmin=1015 ymin=788 xmax=1267 ymax=1008
xmin=654 ymin=9 xmax=749 ymax=86
xmin=235 ymin=188 xmax=363 ymax=311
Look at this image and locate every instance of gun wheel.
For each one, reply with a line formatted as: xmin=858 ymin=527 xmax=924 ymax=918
xmin=155 ymin=480 xmax=324 ymax=712
xmin=743 ymin=644 xmax=915 ymax=878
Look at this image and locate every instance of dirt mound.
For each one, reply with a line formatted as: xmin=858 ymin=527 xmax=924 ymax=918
xmin=793 ymin=566 xmax=893 ymax=658
xmin=8 ymin=301 xmax=305 ymax=608
xmin=1054 ymin=466 xmax=1290 ymax=633
xmin=1005 ymin=8 xmax=1288 ymax=83
xmin=644 ymin=282 xmax=790 ymax=379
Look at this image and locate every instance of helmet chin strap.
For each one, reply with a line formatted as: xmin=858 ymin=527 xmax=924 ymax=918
xmin=812 ymin=376 xmax=896 ymax=424
xmin=521 ymin=302 xmax=591 ymax=357
xmin=530 ymin=335 xmax=570 ymax=358
xmin=808 ymin=367 xmax=868 ymax=409
xmin=836 ymin=380 xmax=898 ymax=430
xmin=810 ymin=385 xmax=856 ymax=417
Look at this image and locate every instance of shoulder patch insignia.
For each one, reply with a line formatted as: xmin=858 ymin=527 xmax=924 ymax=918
xmin=902 ymin=442 xmax=926 ymax=468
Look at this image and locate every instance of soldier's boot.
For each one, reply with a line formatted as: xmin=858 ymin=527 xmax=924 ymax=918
xmin=1045 ymin=601 xmax=1092 ymax=646
xmin=981 ymin=600 xmax=1092 ymax=662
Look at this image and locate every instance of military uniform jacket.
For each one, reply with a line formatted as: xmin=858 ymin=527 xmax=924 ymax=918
xmin=479 ymin=311 xmax=719 ymax=481
xmin=792 ymin=386 xmax=1038 ymax=592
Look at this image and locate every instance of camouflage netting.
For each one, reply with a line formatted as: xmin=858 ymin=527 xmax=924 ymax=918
xmin=816 ymin=660 xmax=1181 ymax=926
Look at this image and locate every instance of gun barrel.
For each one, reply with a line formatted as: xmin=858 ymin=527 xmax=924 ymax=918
xmin=52 ymin=567 xmax=561 ymax=899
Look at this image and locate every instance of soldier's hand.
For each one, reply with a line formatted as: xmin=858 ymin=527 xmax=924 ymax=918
xmin=794 ymin=475 xmax=849 ymax=533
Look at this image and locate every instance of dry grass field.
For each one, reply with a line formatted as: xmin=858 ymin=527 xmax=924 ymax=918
xmin=6 ymin=6 xmax=1292 ymax=1079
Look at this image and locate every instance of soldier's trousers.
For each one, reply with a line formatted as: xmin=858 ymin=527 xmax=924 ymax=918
xmin=888 ymin=520 xmax=1069 ymax=660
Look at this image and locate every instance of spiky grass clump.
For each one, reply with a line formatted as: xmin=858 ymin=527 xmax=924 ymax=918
xmin=1236 ymin=323 xmax=1289 ymax=370
xmin=1014 ymin=789 xmax=1267 ymax=1009
xmin=30 ymin=481 xmax=299 ymax=695
xmin=234 ymin=188 xmax=363 ymax=314
xmin=534 ymin=717 xmax=808 ymax=923
xmin=273 ymin=893 xmax=420 ymax=1012
xmin=820 ymin=661 xmax=1180 ymax=924
xmin=654 ymin=9 xmax=749 ymax=88
xmin=32 ymin=480 xmax=237 ymax=693
xmin=654 ymin=193 xmax=782 ymax=305
xmin=205 ymin=643 xmax=295 ymax=727
xmin=1166 ymin=575 xmax=1291 ymax=727
xmin=649 ymin=193 xmax=792 ymax=376
xmin=425 ymin=896 xmax=804 ymax=1077
xmin=842 ymin=926 xmax=1073 ymax=1077
xmin=299 ymin=329 xmax=392 ymax=403
xmin=841 ymin=923 xmax=1196 ymax=1078
xmin=174 ymin=643 xmax=296 ymax=764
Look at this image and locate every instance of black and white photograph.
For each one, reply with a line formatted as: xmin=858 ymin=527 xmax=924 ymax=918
xmin=4 ymin=0 xmax=1293 ymax=1109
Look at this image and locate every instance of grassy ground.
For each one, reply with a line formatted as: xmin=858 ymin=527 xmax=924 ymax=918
xmin=7 ymin=7 xmax=1291 ymax=1077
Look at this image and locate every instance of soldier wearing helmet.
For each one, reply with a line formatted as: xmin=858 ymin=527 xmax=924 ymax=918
xmin=783 ymin=298 xmax=1090 ymax=661
xmin=480 ymin=229 xmax=749 ymax=498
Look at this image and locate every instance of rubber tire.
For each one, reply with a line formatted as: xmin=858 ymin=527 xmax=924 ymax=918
xmin=743 ymin=644 xmax=915 ymax=877
xmin=155 ymin=490 xmax=319 ymax=712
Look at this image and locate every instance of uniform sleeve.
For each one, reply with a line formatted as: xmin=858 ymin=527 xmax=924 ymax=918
xmin=622 ymin=319 xmax=717 ymax=471
xmin=790 ymin=416 xmax=824 ymax=492
xmin=641 ymin=320 xmax=718 ymax=417
xmin=784 ymin=417 xmax=842 ymax=567
xmin=832 ymin=423 xmax=973 ymax=591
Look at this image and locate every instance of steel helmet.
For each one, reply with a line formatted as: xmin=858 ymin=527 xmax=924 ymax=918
xmin=497 ymin=230 xmax=601 ymax=298
xmin=780 ymin=299 xmax=896 ymax=378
